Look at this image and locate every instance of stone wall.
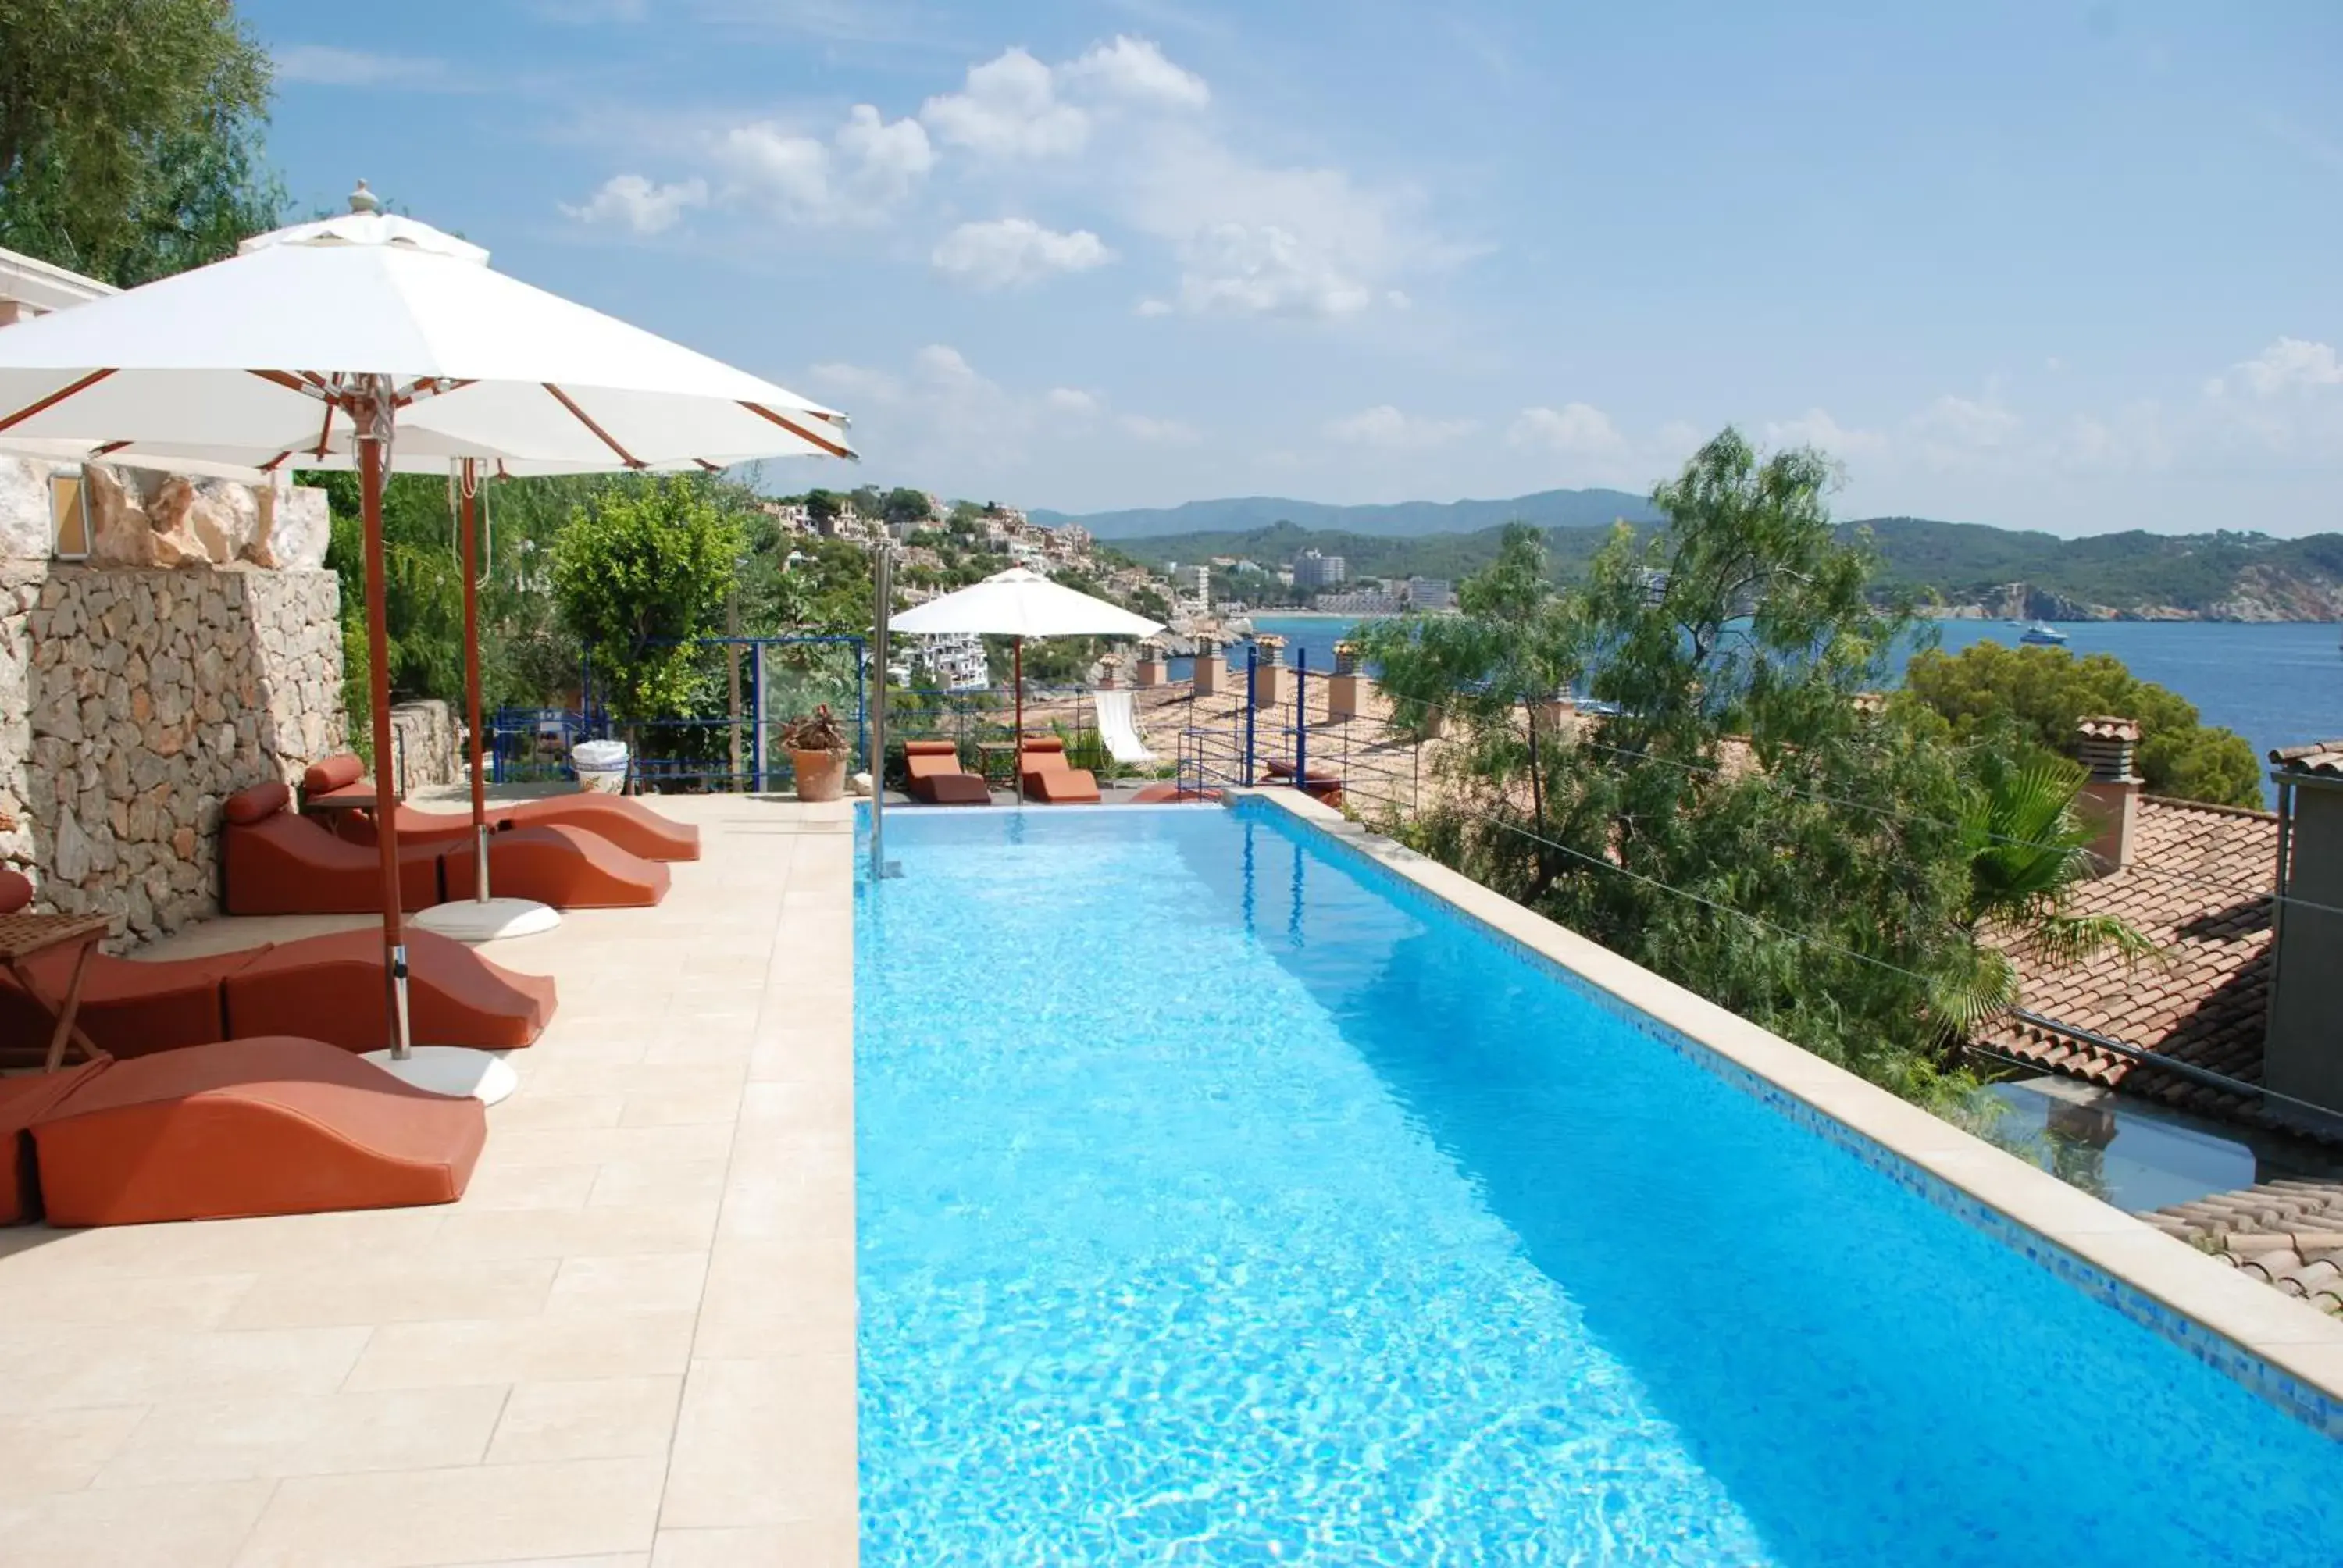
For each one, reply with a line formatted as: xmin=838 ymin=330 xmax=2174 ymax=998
xmin=387 ymin=699 xmax=459 ymax=795
xmin=0 ymin=563 xmax=346 ymax=946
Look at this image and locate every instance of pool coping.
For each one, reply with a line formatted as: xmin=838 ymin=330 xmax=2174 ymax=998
xmin=1232 ymin=786 xmax=2343 ymax=1436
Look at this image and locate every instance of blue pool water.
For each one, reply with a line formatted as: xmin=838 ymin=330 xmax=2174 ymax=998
xmin=854 ymin=804 xmax=2343 ymax=1564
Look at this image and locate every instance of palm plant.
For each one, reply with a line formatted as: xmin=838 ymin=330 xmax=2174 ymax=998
xmin=1934 ymin=752 xmax=2159 ymax=1034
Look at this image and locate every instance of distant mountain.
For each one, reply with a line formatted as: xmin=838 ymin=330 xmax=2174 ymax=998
xmin=1032 ymin=487 xmax=1662 ymax=540
xmin=1088 ymin=508 xmax=2343 ymax=622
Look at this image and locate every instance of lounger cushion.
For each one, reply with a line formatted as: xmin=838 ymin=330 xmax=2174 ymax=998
xmin=904 ymin=740 xmax=959 ymax=757
xmin=0 ymin=1062 xmax=108 ymax=1224
xmin=335 ymin=796 xmax=701 ymax=863
xmin=440 ymin=825 xmax=669 ymax=909
xmin=223 ymin=811 xmax=444 ymax=914
xmin=225 ymin=928 xmax=555 ymax=1051
xmin=0 ymin=945 xmax=270 ymax=1060
xmin=223 ymin=781 xmax=291 ymax=825
xmin=303 ymin=754 xmax=366 ymax=795
xmin=30 ymin=1037 xmax=486 ymax=1227
xmin=0 ymin=871 xmax=30 ymax=914
xmin=1021 ymin=763 xmax=1102 ymax=804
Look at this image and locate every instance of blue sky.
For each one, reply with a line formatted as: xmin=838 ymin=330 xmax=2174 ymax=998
xmin=244 ymin=1 xmax=2343 ymax=535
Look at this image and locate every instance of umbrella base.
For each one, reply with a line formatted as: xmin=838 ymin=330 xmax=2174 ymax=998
xmin=361 ymin=1046 xmax=519 ymax=1106
xmin=412 ymin=896 xmax=562 ymax=944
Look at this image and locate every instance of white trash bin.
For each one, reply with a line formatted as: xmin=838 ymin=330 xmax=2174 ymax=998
xmin=572 ymin=739 xmax=630 ymax=794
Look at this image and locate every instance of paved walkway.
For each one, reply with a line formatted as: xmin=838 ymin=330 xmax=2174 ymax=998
xmin=0 ymin=795 xmax=857 ymax=1566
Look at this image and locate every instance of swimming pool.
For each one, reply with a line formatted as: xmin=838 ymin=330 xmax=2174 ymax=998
xmin=854 ymin=802 xmax=2343 ymax=1563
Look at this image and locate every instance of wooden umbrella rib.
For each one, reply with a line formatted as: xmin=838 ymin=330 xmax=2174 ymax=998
xmin=247 ymin=369 xmax=313 ymax=395
xmin=740 ymin=401 xmax=854 ymax=459
xmin=0 ymin=369 xmax=117 ymax=434
xmin=544 ymin=383 xmax=644 ymax=469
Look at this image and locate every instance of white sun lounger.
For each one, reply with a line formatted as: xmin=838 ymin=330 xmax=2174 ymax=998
xmin=1092 ymin=689 xmax=1156 ymax=765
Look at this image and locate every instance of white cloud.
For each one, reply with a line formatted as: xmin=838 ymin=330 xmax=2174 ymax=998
xmin=921 ymin=48 xmax=1089 ymax=159
xmin=1062 ymin=36 xmax=1210 ymax=109
xmin=719 ymin=104 xmax=932 ymax=223
xmin=1118 ymin=413 xmax=1201 ymax=444
xmin=1763 ymin=408 xmax=1886 ymax=458
xmin=1325 ymin=404 xmax=1475 ymax=450
xmin=272 ymin=45 xmax=447 ymax=87
xmin=561 ymin=173 xmax=710 ymax=234
xmin=1046 ymin=387 xmax=1102 ymax=415
xmin=2215 ymin=337 xmax=2343 ymax=398
xmin=932 ymin=218 xmax=1113 ymax=289
xmin=1910 ymin=394 xmax=2022 ymax=465
xmin=1508 ymin=403 xmax=1628 ymax=457
xmin=1159 ymin=223 xmax=1375 ymax=318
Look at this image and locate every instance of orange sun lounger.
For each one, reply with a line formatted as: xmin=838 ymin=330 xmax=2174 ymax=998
xmin=0 ymin=927 xmax=555 ymax=1061
xmin=904 ymin=740 xmax=992 ymax=805
xmin=222 ymin=782 xmax=444 ymax=914
xmin=23 ymin=1036 xmax=486 ymax=1227
xmin=304 ymin=754 xmax=702 ymax=861
xmin=1018 ymin=737 xmax=1103 ymax=805
xmin=439 ymin=824 xmax=669 ymax=909
xmin=0 ymin=1061 xmax=108 ymax=1224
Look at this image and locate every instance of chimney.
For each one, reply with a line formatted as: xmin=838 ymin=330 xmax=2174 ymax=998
xmin=2074 ymin=716 xmax=2141 ymax=875
xmin=1328 ymin=640 xmax=1366 ymax=720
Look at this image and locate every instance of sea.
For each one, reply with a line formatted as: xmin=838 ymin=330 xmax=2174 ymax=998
xmin=1190 ymin=614 xmax=2343 ymax=806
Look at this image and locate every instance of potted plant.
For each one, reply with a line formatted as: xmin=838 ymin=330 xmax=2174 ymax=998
xmin=780 ymin=704 xmax=850 ymax=802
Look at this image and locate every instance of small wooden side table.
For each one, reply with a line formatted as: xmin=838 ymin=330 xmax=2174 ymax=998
xmin=0 ymin=912 xmax=112 ymax=1072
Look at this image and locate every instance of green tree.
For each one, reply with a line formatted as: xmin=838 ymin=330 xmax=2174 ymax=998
xmin=551 ymin=479 xmax=744 ymax=751
xmin=1934 ymin=753 xmax=2158 ymax=1033
xmin=1382 ymin=429 xmax=1981 ymax=1104
xmin=0 ymin=0 xmax=286 ymax=285
xmin=1902 ymin=642 xmax=2261 ymax=807
xmin=880 ymin=487 xmax=933 ymax=526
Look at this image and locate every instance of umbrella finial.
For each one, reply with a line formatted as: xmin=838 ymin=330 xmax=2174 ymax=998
xmin=348 ymin=180 xmax=380 ymax=215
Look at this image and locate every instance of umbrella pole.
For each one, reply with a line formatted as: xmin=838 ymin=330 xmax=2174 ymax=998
xmin=357 ymin=425 xmax=412 ymax=1060
xmin=1014 ymin=636 xmax=1024 ymax=806
xmin=462 ymin=461 xmax=490 ymax=903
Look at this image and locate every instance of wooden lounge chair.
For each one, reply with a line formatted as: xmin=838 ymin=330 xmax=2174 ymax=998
xmin=221 ymin=782 xmax=444 ymax=914
xmin=1018 ymin=737 xmax=1102 ymax=805
xmin=1264 ymin=757 xmax=1344 ymax=808
xmin=25 ymin=1036 xmax=485 ymax=1227
xmin=903 ymin=740 xmax=991 ymax=806
xmin=305 ymin=754 xmax=701 ymax=862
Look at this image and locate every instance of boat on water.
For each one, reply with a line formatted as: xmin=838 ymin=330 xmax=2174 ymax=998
xmin=2019 ymin=621 xmax=2068 ymax=647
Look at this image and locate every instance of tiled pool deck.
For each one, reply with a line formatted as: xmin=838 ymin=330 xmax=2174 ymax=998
xmin=5 ymin=786 xmax=2343 ymax=1564
xmin=0 ymin=793 xmax=857 ymax=1567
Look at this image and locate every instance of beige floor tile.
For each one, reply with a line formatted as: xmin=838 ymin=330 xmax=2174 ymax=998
xmin=651 ymin=1521 xmax=856 ymax=1567
xmin=0 ymin=1269 xmax=255 ymax=1330
xmin=0 ymin=1407 xmax=150 ymax=1497
xmin=490 ymin=1094 xmax=628 ymax=1132
xmin=0 ymin=1478 xmax=274 ymax=1568
xmin=588 ymin=1158 xmax=733 ymax=1210
xmin=452 ymin=1160 xmax=601 ymax=1212
xmin=98 ymin=1385 xmax=508 ymax=1488
xmin=619 ymin=1090 xmax=745 ymax=1128
xmin=550 ymin=1253 xmax=709 ymax=1315
xmin=481 ymin=1124 xmax=736 ymax=1169
xmin=225 ymin=1259 xmax=558 ymax=1329
xmin=235 ymin=1456 xmax=665 ymax=1568
xmin=345 ymin=1310 xmax=699 ymax=1392
xmin=692 ymin=1238 xmax=856 ymax=1361
xmin=522 ymin=1064 xmax=746 ymax=1101
xmin=438 ymin=1557 xmax=647 ymax=1568
xmin=661 ymin=1356 xmax=857 ymax=1529
xmin=485 ymin=1376 xmax=682 ymax=1464
xmin=0 ymin=1206 xmax=448 ymax=1278
xmin=0 ymin=1325 xmax=371 ymax=1413
xmin=431 ymin=1203 xmax=718 ymax=1263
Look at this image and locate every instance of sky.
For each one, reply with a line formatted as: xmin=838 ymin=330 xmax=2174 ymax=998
xmin=241 ymin=0 xmax=2343 ymax=536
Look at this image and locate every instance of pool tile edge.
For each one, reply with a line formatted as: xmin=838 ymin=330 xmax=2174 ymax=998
xmin=1232 ymin=787 xmax=2343 ymax=1438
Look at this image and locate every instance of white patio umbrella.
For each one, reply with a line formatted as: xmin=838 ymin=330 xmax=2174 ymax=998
xmin=0 ymin=185 xmax=855 ymax=1102
xmin=890 ymin=567 xmax=1162 ymax=792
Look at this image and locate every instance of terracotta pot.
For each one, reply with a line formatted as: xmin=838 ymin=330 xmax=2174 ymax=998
xmin=791 ymin=749 xmax=847 ymax=803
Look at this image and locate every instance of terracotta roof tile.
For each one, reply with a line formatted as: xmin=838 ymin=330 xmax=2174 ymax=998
xmin=2077 ymin=715 xmax=2142 ymax=743
xmin=2271 ymin=740 xmax=2343 ymax=777
xmin=2144 ymin=1179 xmax=2343 ymax=1317
xmin=1981 ymin=796 xmax=2281 ymax=1128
